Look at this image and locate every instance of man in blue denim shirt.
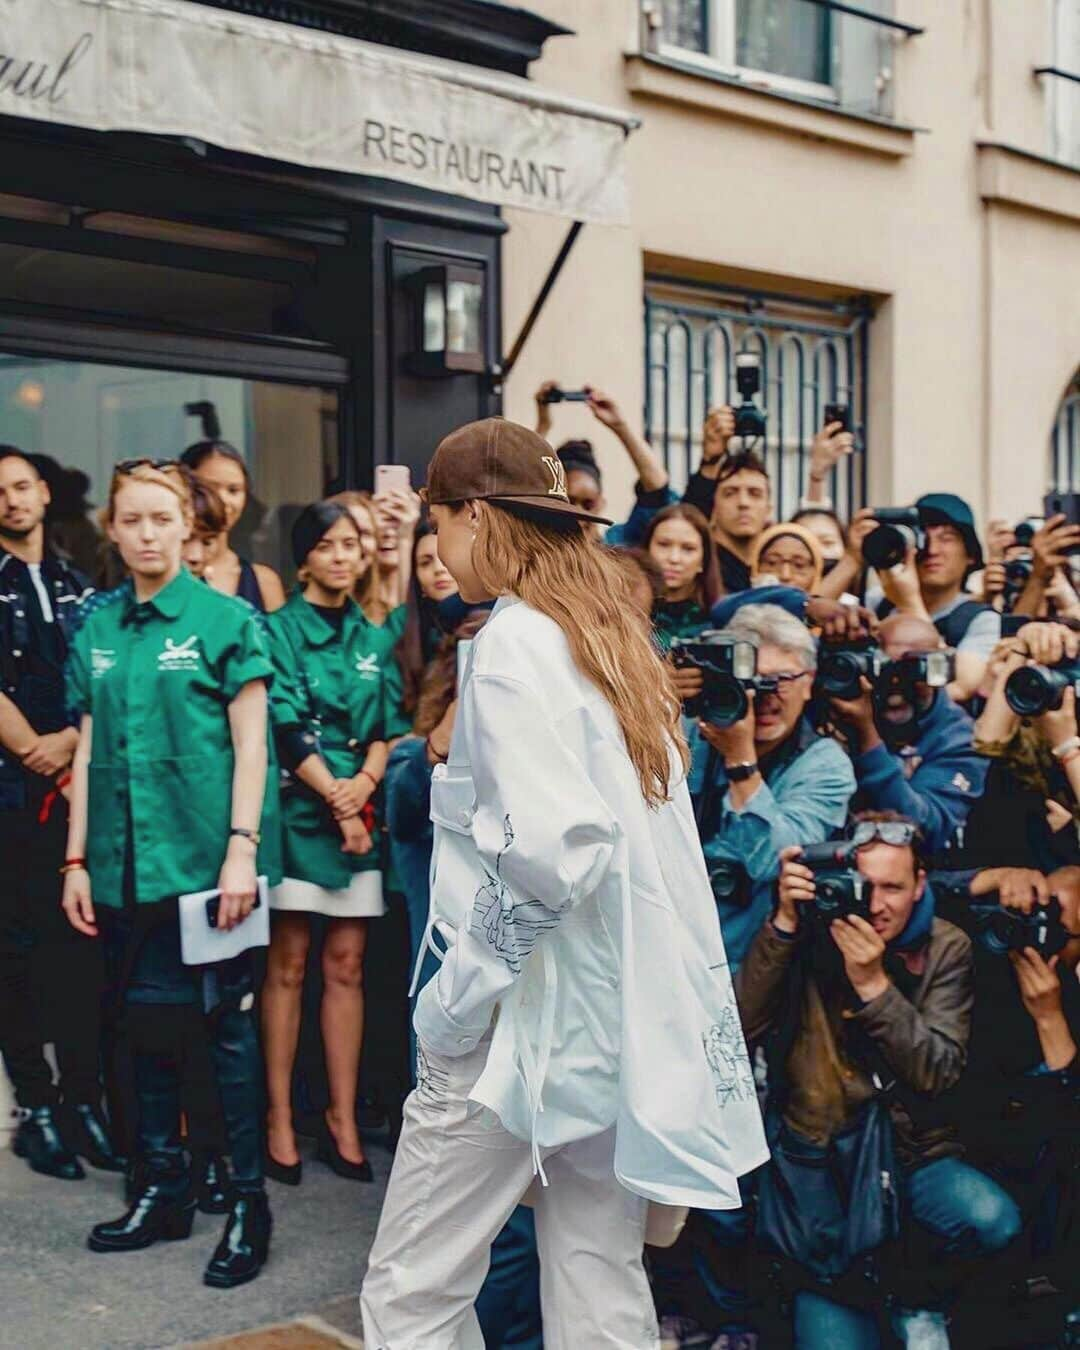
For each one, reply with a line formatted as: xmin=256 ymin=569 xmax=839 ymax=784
xmin=689 ymin=603 xmax=856 ymax=969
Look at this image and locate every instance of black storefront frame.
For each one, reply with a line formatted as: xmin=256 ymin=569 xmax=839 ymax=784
xmin=0 ymin=115 xmax=506 ymax=490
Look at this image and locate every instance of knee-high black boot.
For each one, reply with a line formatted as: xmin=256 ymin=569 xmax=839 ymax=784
xmin=88 ymin=1017 xmax=195 ymax=1253
xmin=203 ymin=1003 xmax=270 ymax=1289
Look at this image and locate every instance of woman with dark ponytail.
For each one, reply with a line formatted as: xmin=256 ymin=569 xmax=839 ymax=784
xmin=262 ymin=501 xmax=409 ymax=1184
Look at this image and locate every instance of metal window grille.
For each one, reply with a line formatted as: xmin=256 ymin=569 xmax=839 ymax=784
xmin=1050 ymin=370 xmax=1080 ymax=491
xmin=644 ymin=278 xmax=872 ymax=521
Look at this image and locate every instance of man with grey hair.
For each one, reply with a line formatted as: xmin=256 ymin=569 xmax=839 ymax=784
xmin=652 ymin=604 xmax=857 ymax=1346
xmin=688 ymin=603 xmax=856 ymax=970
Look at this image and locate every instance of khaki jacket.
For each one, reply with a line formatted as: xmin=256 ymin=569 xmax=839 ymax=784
xmin=735 ymin=916 xmax=973 ymax=1168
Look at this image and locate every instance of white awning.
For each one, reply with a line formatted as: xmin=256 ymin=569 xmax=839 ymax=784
xmin=0 ymin=0 xmax=637 ymax=225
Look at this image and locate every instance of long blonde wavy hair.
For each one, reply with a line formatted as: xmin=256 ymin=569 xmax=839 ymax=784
xmin=471 ymin=503 xmax=688 ymax=807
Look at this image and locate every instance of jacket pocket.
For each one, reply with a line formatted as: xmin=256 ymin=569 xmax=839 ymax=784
xmin=429 ymin=767 xmax=476 ymax=836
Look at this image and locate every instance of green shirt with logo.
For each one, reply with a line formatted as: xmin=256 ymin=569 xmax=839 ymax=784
xmin=266 ymin=590 xmax=410 ymax=889
xmin=66 ymin=567 xmax=283 ymax=907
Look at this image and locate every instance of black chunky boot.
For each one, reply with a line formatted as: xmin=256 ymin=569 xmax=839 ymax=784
xmin=194 ymin=1152 xmax=232 ymax=1215
xmin=68 ymin=1102 xmax=127 ymax=1173
xmin=14 ymin=1107 xmax=84 ymax=1181
xmin=88 ymin=1183 xmax=196 ymax=1252
xmin=203 ymin=1190 xmax=272 ymax=1289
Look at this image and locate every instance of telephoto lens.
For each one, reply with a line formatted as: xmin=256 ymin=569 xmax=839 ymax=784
xmin=1004 ymin=661 xmax=1080 ymax=717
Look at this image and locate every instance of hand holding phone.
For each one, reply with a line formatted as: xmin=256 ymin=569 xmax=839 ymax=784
xmin=375 ymin=463 xmax=412 ymax=496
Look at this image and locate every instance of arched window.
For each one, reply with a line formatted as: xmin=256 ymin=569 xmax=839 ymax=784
xmin=1050 ymin=369 xmax=1080 ymax=491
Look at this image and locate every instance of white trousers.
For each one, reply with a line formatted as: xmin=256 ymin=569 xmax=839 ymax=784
xmin=360 ymin=1039 xmax=659 ymax=1350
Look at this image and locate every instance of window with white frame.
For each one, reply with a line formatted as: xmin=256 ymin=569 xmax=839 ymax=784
xmin=656 ymin=0 xmax=834 ymax=99
xmin=1050 ymin=0 xmax=1080 ymax=167
xmin=650 ymin=0 xmax=898 ymax=117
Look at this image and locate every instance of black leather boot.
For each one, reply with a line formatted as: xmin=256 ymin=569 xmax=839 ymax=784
xmin=13 ymin=1107 xmax=84 ymax=1181
xmin=68 ymin=1102 xmax=127 ymax=1173
xmin=88 ymin=1182 xmax=196 ymax=1252
xmin=203 ymin=1190 xmax=272 ymax=1289
xmin=194 ymin=1152 xmax=232 ymax=1215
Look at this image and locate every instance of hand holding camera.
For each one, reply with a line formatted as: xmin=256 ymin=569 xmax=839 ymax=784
xmin=1031 ymin=514 xmax=1080 ymax=582
xmin=828 ymin=674 xmax=879 ymax=750
xmin=696 ymin=692 xmax=756 ymax=767
xmin=877 ymin=541 xmax=927 ymax=617
xmin=776 ymin=845 xmax=817 ymax=933
xmin=702 ymin=405 xmax=736 ymax=464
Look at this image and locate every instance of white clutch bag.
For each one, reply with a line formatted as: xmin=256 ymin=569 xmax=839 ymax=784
xmin=178 ymin=877 xmax=270 ymax=966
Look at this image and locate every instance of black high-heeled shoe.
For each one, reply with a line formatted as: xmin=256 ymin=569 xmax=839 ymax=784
xmin=315 ymin=1121 xmax=372 ymax=1182
xmin=264 ymin=1139 xmax=302 ymax=1187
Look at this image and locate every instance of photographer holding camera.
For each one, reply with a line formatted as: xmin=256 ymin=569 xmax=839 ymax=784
xmin=735 ymin=814 xmax=1020 ymax=1348
xmin=828 ymin=613 xmax=987 ymax=854
xmin=941 ymin=863 xmax=1080 ymax=1339
xmin=1007 ymin=513 xmax=1080 ymax=620
xmin=688 ymin=604 xmax=856 ymax=969
xmin=865 ymin=493 xmax=1000 ymax=700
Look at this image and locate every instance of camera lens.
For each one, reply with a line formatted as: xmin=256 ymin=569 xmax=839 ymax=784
xmin=818 ymin=652 xmax=860 ymax=700
xmin=863 ymin=523 xmax=912 ymax=572
xmin=704 ymin=674 xmax=749 ymax=728
xmin=1005 ymin=664 xmax=1065 ymax=718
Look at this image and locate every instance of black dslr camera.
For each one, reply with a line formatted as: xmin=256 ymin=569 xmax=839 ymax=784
xmin=969 ymin=896 xmax=1069 ymax=958
xmin=863 ymin=507 xmax=926 ymax=572
xmin=670 ymin=632 xmax=777 ymax=726
xmin=816 ymin=640 xmax=886 ymax=702
xmin=733 ymin=353 xmax=767 ymax=442
xmin=801 ymin=842 xmax=870 ymax=923
xmin=1004 ymin=655 xmax=1080 ymax=717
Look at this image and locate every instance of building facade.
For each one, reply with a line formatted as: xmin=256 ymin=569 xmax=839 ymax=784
xmin=501 ymin=0 xmax=1080 ymax=526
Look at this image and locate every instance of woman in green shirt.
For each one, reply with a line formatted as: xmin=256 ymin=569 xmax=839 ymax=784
xmin=263 ymin=502 xmax=409 ymax=1185
xmin=62 ymin=460 xmax=278 ymax=1289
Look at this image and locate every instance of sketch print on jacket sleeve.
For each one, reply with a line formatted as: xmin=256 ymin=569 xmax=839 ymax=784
xmin=704 ymin=1007 xmax=756 ymax=1107
xmin=472 ymin=814 xmax=571 ymax=975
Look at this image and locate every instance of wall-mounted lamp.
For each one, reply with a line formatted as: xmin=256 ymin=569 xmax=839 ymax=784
xmin=406 ymin=263 xmax=485 ymax=377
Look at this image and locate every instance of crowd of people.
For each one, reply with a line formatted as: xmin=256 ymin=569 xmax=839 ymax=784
xmin=0 ymin=378 xmax=1078 ymax=1347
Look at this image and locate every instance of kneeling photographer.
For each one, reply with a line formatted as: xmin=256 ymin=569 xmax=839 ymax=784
xmin=941 ymin=864 xmax=1080 ymax=1340
xmin=826 ymin=613 xmax=987 ymax=853
xmin=680 ymin=603 xmax=856 ymax=969
xmin=737 ymin=815 xmax=1020 ymax=1348
xmin=972 ymin=620 xmax=1080 ymax=871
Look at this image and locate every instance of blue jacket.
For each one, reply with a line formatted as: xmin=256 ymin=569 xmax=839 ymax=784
xmin=854 ymin=694 xmax=986 ymax=854
xmin=690 ymin=721 xmax=856 ymax=969
xmin=384 ymin=735 xmax=442 ymax=997
xmin=604 ymin=485 xmax=678 ymax=547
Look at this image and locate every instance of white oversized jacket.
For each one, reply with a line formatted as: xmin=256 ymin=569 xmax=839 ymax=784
xmin=412 ymin=595 xmax=768 ymax=1208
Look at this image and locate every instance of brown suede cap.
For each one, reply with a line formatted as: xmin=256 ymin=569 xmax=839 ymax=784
xmin=424 ymin=417 xmax=612 ymax=526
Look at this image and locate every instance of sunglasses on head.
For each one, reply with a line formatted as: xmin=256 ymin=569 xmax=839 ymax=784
xmin=851 ymin=820 xmax=918 ymax=849
xmin=114 ymin=458 xmax=181 ymax=474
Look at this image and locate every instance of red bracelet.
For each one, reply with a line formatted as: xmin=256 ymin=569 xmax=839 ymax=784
xmin=56 ymin=772 xmax=72 ymax=790
xmin=358 ymin=768 xmax=379 ymax=791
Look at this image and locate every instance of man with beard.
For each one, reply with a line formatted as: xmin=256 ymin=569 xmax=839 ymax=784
xmin=0 ymin=447 xmax=120 ymax=1179
xmin=829 ymin=613 xmax=987 ymax=853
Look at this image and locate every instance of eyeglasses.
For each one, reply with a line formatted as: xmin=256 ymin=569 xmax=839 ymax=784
xmin=114 ymin=458 xmax=181 ymax=474
xmin=851 ymin=820 xmax=918 ymax=849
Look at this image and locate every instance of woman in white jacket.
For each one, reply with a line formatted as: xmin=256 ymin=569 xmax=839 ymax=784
xmin=360 ymin=418 xmax=767 ymax=1350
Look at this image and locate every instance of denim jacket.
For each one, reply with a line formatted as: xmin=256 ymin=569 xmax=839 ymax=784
xmin=690 ymin=720 xmax=857 ymax=969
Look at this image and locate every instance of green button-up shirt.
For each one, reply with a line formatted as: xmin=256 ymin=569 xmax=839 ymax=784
xmin=266 ymin=590 xmax=410 ymax=889
xmin=66 ymin=568 xmax=282 ymax=906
